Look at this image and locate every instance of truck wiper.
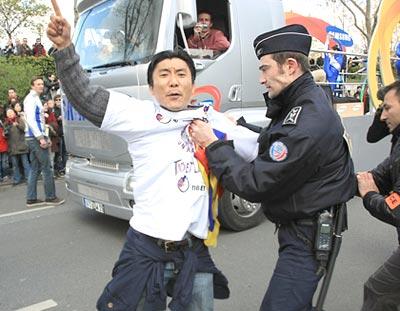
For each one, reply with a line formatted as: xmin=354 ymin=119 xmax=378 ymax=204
xmin=91 ymin=60 xmax=136 ymax=70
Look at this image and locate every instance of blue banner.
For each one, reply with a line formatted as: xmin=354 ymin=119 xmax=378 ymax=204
xmin=326 ymin=25 xmax=353 ymax=47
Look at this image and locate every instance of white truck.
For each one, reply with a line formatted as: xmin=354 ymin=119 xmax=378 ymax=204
xmin=62 ymin=0 xmax=287 ymax=231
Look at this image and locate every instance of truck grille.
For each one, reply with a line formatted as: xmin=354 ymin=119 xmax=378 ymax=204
xmin=89 ymin=158 xmax=119 ymax=171
xmin=73 ymin=129 xmax=113 ymax=150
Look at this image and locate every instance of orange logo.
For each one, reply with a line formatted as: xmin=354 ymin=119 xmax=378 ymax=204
xmin=385 ymin=192 xmax=400 ymax=210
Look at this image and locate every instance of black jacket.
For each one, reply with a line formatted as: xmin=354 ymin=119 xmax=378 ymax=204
xmin=206 ymin=72 xmax=356 ymax=223
xmin=364 ymin=139 xmax=400 ymax=227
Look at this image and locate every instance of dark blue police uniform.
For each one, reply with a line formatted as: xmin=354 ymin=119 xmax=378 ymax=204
xmin=203 ymin=25 xmax=356 ymax=311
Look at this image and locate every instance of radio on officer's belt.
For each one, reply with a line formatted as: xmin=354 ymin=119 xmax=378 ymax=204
xmin=315 ymin=210 xmax=334 ymax=255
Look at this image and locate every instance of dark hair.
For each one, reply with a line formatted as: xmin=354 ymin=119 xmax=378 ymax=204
xmin=8 ymin=88 xmax=16 ymax=92
xmin=30 ymin=75 xmax=43 ymax=86
xmin=147 ymin=49 xmax=196 ymax=87
xmin=11 ymin=101 xmax=23 ymax=110
xmin=54 ymin=94 xmax=61 ymax=101
xmin=377 ymin=80 xmax=400 ymax=101
xmin=198 ymin=10 xmax=213 ymax=21
xmin=272 ymin=52 xmax=310 ymax=72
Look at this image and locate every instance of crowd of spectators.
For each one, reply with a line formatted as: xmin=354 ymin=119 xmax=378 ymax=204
xmin=0 ymin=78 xmax=66 ymax=186
xmin=1 ymin=37 xmax=55 ymax=57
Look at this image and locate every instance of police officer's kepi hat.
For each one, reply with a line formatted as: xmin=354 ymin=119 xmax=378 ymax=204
xmin=253 ymin=24 xmax=312 ymax=59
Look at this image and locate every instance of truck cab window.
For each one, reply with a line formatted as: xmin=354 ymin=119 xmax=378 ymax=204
xmin=74 ymin=0 xmax=163 ymax=70
xmin=175 ymin=0 xmax=230 ymax=60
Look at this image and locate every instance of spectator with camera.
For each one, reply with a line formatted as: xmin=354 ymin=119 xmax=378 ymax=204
xmin=43 ymin=73 xmax=60 ymax=100
xmin=187 ymin=11 xmax=230 ymax=52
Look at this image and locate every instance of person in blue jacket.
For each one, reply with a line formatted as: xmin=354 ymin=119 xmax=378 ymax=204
xmin=395 ymin=43 xmax=400 ymax=80
xmin=324 ymin=35 xmax=345 ymax=97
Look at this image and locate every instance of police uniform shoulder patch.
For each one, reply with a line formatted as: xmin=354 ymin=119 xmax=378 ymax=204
xmin=283 ymin=106 xmax=302 ymax=126
xmin=269 ymin=141 xmax=288 ymax=162
xmin=385 ymin=192 xmax=400 ymax=210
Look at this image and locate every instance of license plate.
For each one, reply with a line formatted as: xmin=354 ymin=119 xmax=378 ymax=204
xmin=83 ymin=198 xmax=104 ymax=213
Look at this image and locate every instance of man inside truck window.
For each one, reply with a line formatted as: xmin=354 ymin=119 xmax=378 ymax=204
xmin=187 ymin=11 xmax=230 ymax=52
xmin=189 ymin=24 xmax=355 ymax=311
xmin=47 ymin=4 xmax=259 ymax=310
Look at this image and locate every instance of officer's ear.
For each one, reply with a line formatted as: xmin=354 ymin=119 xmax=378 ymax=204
xmin=286 ymin=58 xmax=300 ymax=75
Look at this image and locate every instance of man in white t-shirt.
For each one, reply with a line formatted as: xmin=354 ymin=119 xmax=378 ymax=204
xmin=48 ymin=6 xmax=258 ymax=310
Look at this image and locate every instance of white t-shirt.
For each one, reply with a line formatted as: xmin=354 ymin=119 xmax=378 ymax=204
xmin=101 ymin=91 xmax=259 ymax=241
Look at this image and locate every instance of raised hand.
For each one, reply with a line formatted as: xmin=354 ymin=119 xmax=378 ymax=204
xmin=46 ymin=0 xmax=72 ymax=50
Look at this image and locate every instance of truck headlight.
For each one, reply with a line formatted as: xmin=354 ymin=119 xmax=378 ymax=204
xmin=65 ymin=162 xmax=71 ymax=175
xmin=125 ymin=175 xmax=135 ymax=192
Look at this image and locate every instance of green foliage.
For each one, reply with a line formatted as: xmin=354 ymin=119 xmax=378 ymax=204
xmin=0 ymin=0 xmax=49 ymax=39
xmin=0 ymin=55 xmax=56 ymax=107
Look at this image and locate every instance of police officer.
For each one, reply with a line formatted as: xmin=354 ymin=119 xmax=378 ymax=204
xmin=190 ymin=24 xmax=356 ymax=311
xmin=357 ymin=80 xmax=400 ymax=310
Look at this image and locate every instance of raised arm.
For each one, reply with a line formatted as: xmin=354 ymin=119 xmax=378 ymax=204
xmin=47 ymin=5 xmax=108 ymax=127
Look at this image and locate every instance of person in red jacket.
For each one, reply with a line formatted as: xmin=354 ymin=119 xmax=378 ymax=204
xmin=32 ymin=38 xmax=47 ymax=57
xmin=0 ymin=115 xmax=9 ymax=183
xmin=187 ymin=11 xmax=230 ymax=52
xmin=44 ymin=99 xmax=60 ymax=175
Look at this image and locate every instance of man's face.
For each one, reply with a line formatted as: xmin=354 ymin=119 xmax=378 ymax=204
xmin=23 ymin=38 xmax=28 ymax=45
xmin=31 ymin=79 xmax=44 ymax=95
xmin=8 ymin=89 xmax=16 ymax=100
xmin=149 ymin=58 xmax=194 ymax=111
xmin=258 ymin=54 xmax=292 ymax=99
xmin=380 ymin=89 xmax=400 ymax=132
xmin=198 ymin=13 xmax=212 ymax=30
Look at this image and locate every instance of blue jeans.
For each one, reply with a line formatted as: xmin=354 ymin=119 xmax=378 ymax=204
xmin=98 ymin=228 xmax=215 ymax=311
xmin=26 ymin=139 xmax=56 ymax=201
xmin=260 ymin=224 xmax=321 ymax=311
xmin=10 ymin=153 xmax=31 ymax=184
xmin=136 ymin=265 xmax=213 ymax=311
xmin=0 ymin=152 xmax=8 ymax=180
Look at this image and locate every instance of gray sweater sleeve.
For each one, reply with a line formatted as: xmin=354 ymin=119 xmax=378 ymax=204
xmin=53 ymin=44 xmax=109 ymax=127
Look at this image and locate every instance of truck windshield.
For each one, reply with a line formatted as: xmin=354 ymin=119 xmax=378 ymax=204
xmin=74 ymin=0 xmax=163 ymax=70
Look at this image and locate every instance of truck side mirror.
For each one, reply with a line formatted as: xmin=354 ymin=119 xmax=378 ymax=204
xmin=176 ymin=0 xmax=197 ymax=28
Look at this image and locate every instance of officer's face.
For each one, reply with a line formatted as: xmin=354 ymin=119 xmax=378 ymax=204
xmin=258 ymin=54 xmax=292 ymax=99
xmin=150 ymin=58 xmax=195 ymax=111
xmin=380 ymin=89 xmax=400 ymax=132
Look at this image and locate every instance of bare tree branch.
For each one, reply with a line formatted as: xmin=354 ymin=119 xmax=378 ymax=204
xmin=0 ymin=0 xmax=49 ymax=40
xmin=338 ymin=0 xmax=368 ymax=39
xmin=347 ymin=0 xmax=366 ymax=15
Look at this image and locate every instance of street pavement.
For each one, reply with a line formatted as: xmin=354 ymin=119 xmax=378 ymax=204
xmin=0 ymin=179 xmax=397 ymax=311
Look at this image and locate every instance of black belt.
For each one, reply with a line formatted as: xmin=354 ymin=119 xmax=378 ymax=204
xmin=294 ymin=218 xmax=315 ymax=226
xmin=147 ymin=233 xmax=200 ymax=253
